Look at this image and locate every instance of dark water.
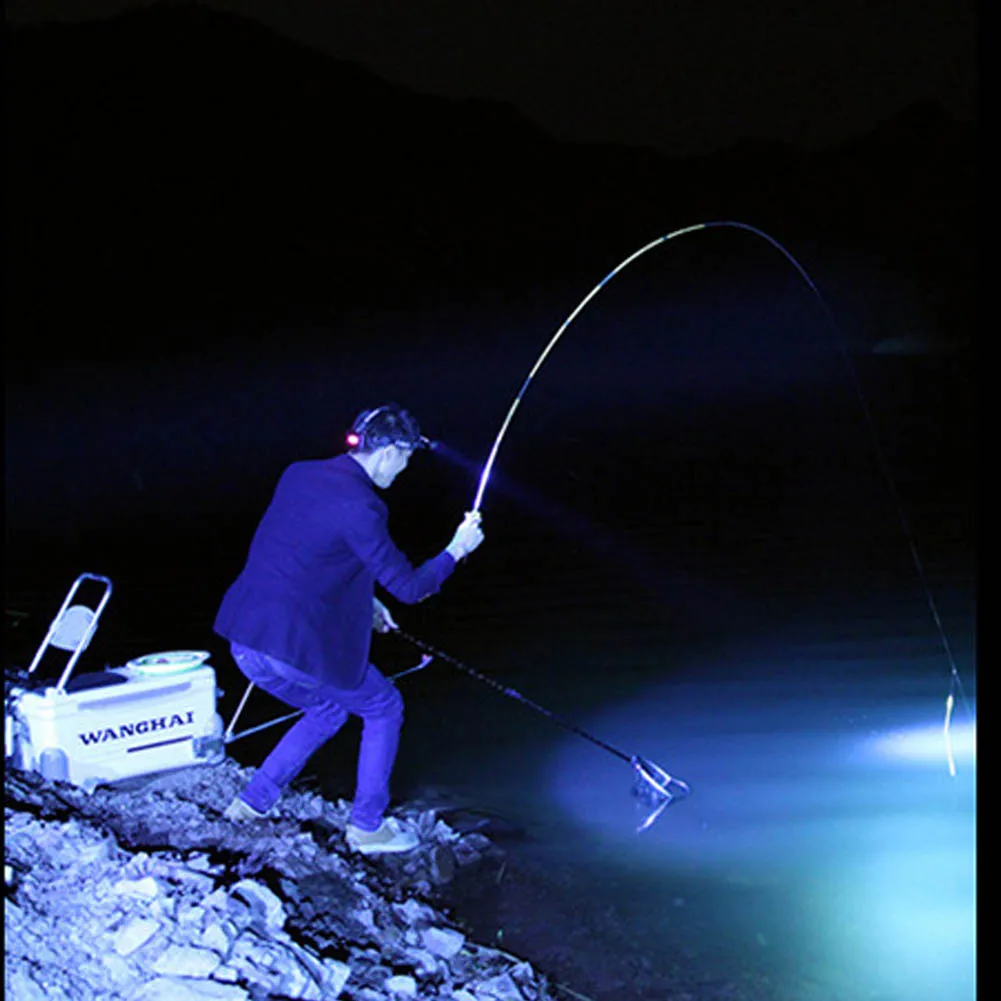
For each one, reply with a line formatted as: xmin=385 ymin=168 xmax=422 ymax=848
xmin=393 ymin=594 xmax=976 ymax=998
xmin=6 ymin=292 xmax=976 ymax=999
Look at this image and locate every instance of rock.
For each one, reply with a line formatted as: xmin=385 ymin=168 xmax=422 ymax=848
xmin=229 ymin=879 xmax=286 ymax=933
xmin=453 ymin=841 xmax=485 ymax=866
xmin=201 ymin=888 xmax=229 ymax=911
xmin=127 ymin=975 xmax=250 ymax=1000
xmin=77 ymin=842 xmax=111 ymax=866
xmin=393 ymin=898 xmax=435 ymax=926
xmin=171 ymin=868 xmax=216 ymax=895
xmin=508 ymin=962 xmax=537 ymax=987
xmin=386 ymin=973 xmax=418 ymax=996
xmin=225 ymin=932 xmax=309 ymax=990
xmin=378 ymin=922 xmax=403 ymax=948
xmin=321 ymin=958 xmax=352 ymax=997
xmin=126 ymin=851 xmax=152 ymax=871
xmin=149 ymin=895 xmax=174 ymax=921
xmin=458 ymin=833 xmax=494 ymax=851
xmin=176 ymin=901 xmax=206 ymax=926
xmin=351 ymin=906 xmax=377 ymax=932
xmin=114 ymin=916 xmax=161 ymax=956
xmin=279 ymin=937 xmax=329 ymax=986
xmin=295 ymin=869 xmax=365 ymax=921
xmin=422 ymin=925 xmax=466 ymax=959
xmin=151 ymin=944 xmax=222 ymax=978
xmin=114 ymin=876 xmax=160 ymax=898
xmin=4 ymin=895 xmax=22 ymax=922
xmin=4 ymin=967 xmax=50 ymax=1001
xmin=197 ymin=922 xmax=231 ymax=955
xmin=3 ymin=758 xmax=555 ymax=1001
xmin=101 ymin=951 xmax=137 ymax=987
xmin=428 ymin=844 xmax=457 ymax=884
xmin=219 ymin=919 xmax=241 ymax=942
xmin=274 ymin=957 xmax=322 ymax=1001
xmin=223 ymin=894 xmax=252 ymax=927
xmin=403 ymin=945 xmax=441 ymax=976
xmin=474 ymin=971 xmax=524 ymax=1000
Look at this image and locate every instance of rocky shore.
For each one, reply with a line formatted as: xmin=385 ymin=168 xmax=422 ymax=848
xmin=4 ymin=759 xmax=581 ymax=1001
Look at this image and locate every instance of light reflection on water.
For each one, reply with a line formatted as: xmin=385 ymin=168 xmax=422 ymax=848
xmin=541 ymin=638 xmax=976 ymax=1001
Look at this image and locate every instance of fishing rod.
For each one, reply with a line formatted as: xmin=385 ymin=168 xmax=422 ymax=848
xmin=394 ymin=629 xmax=691 ymax=832
xmin=467 ymin=220 xmax=974 ymax=774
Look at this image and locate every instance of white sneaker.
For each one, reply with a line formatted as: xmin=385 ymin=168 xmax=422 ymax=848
xmin=345 ymin=817 xmax=419 ymax=855
xmin=223 ymin=796 xmax=271 ymax=822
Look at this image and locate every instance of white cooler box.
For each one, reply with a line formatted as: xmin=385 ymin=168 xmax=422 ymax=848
xmin=8 ymin=661 xmax=224 ymax=790
xmin=5 ymin=573 xmax=225 ymax=791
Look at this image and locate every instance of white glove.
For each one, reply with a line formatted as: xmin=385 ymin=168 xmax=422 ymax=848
xmin=372 ymin=597 xmax=399 ymax=633
xmin=446 ymin=510 xmax=484 ymax=561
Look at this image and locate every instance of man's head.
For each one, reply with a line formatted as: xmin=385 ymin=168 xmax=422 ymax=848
xmin=346 ymin=403 xmax=427 ymax=489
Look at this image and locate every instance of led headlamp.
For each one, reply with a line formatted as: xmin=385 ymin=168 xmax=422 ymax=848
xmin=345 ymin=405 xmax=437 ymax=452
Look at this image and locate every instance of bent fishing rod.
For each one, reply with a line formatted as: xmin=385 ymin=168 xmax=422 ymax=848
xmin=467 ymin=219 xmax=973 ymax=775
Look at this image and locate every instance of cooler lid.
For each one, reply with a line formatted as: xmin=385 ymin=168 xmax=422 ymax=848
xmin=125 ymin=651 xmax=210 ymax=676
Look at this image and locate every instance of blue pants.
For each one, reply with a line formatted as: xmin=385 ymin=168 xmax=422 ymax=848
xmin=230 ymin=643 xmax=404 ymax=831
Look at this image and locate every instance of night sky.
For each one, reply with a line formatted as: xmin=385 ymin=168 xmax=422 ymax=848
xmin=9 ymin=0 xmax=977 ymax=155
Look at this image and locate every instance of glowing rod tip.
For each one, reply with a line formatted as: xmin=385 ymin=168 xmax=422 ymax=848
xmin=944 ymin=692 xmax=957 ymax=777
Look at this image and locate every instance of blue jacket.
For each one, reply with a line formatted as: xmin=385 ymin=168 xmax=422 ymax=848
xmin=214 ymin=454 xmax=456 ymax=688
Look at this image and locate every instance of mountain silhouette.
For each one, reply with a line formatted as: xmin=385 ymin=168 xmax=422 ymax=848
xmin=7 ymin=3 xmax=975 ymax=364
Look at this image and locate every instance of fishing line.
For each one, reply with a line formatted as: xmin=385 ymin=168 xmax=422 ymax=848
xmin=469 ymin=220 xmax=973 ymax=771
xmin=395 ymin=629 xmax=690 ymax=831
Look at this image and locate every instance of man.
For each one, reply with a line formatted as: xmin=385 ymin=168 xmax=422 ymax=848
xmin=213 ymin=403 xmax=485 ymax=854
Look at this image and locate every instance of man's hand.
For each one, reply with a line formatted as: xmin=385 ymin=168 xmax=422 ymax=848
xmin=446 ymin=510 xmax=485 ymax=561
xmin=372 ymin=597 xmax=399 ymax=634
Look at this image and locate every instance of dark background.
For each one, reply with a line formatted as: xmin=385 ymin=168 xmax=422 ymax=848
xmin=5 ymin=6 xmax=977 ymax=997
